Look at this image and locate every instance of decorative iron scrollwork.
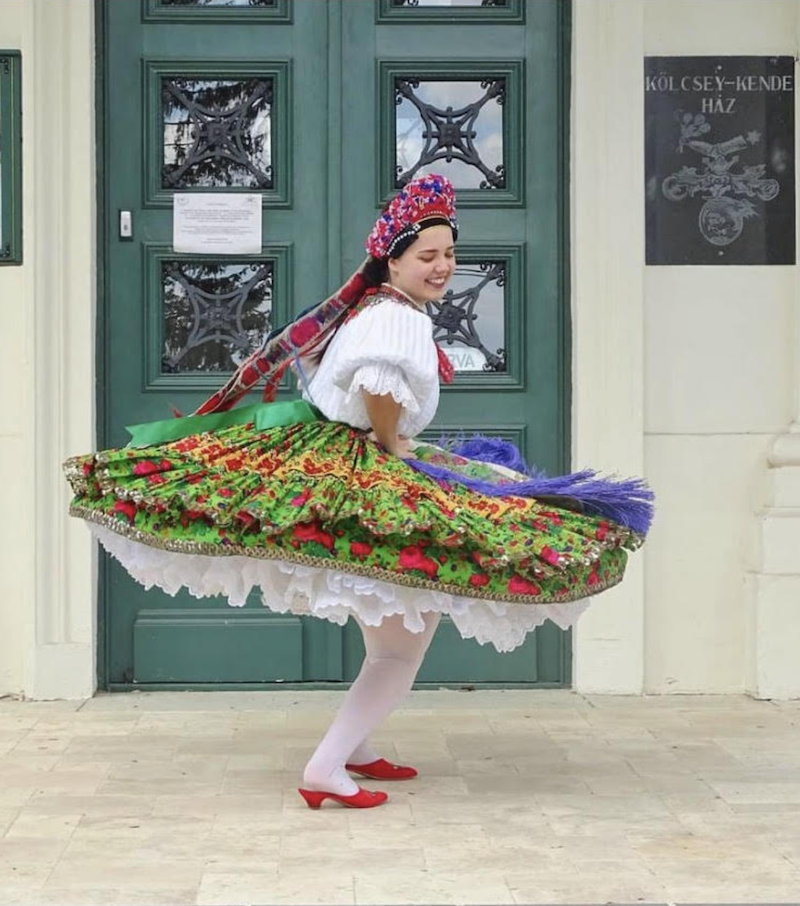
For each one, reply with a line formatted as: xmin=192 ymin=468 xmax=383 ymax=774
xmin=162 ymin=77 xmax=273 ymax=189
xmin=160 ymin=1 xmax=276 ymax=7
xmin=391 ymin=0 xmax=507 ymax=6
xmin=426 ymin=261 xmax=506 ymax=372
xmin=395 ymin=78 xmax=506 ymax=189
xmin=161 ymin=261 xmax=273 ymax=373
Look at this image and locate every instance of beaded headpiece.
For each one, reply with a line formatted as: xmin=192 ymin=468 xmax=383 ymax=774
xmin=366 ymin=173 xmax=458 ymax=259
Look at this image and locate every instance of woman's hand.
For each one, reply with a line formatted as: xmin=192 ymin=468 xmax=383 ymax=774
xmin=393 ymin=437 xmax=417 ymax=460
xmin=367 ymin=431 xmax=416 ymax=460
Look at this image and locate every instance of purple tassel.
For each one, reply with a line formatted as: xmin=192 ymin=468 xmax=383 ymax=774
xmin=447 ymin=434 xmax=530 ymax=474
xmin=412 ymin=435 xmax=655 ymax=535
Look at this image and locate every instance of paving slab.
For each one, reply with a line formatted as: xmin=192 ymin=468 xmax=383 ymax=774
xmin=0 ymin=690 xmax=798 ymax=905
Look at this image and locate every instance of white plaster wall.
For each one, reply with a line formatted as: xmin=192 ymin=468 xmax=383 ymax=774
xmin=643 ymin=0 xmax=798 ymax=693
xmin=0 ymin=0 xmax=96 ymax=699
xmin=0 ymin=1 xmax=34 ymax=696
xmin=573 ymin=0 xmax=799 ymax=693
xmin=572 ymin=0 xmax=646 ymax=693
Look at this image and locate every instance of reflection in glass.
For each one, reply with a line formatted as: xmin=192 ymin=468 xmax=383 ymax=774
xmin=426 ymin=261 xmax=505 ymax=372
xmin=160 ymin=1 xmax=275 ymax=6
xmin=162 ymin=77 xmax=272 ymax=189
xmin=162 ymin=261 xmax=273 ymax=373
xmin=392 ymin=0 xmax=506 ymax=6
xmin=396 ymin=79 xmax=504 ymax=189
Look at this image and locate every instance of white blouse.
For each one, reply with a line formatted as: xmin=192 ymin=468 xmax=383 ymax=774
xmin=300 ymin=292 xmax=440 ymax=438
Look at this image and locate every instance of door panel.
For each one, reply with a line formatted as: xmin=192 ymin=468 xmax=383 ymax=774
xmin=339 ymin=1 xmax=571 ymax=683
xmin=99 ymin=0 xmax=571 ymax=688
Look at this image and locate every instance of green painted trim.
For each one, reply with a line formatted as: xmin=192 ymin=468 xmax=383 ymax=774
xmin=319 ymin=2 xmax=347 ymax=682
xmin=0 ymin=51 xmax=23 ymax=264
xmin=95 ymin=1 xmax=110 ymax=690
xmin=141 ymin=242 xmax=293 ymax=393
xmin=435 ymin=242 xmax=525 ymax=392
xmin=557 ymin=0 xmax=572 ymax=476
xmin=326 ymin=1 xmax=343 ymax=292
xmin=376 ymin=0 xmax=524 ymax=26
xmin=557 ymin=0 xmax=573 ymax=684
xmin=108 ymin=680 xmax=569 ymax=691
xmin=141 ymin=0 xmax=292 ymax=25
xmin=142 ymin=58 xmax=293 ymax=209
xmin=378 ymin=59 xmax=525 ymax=208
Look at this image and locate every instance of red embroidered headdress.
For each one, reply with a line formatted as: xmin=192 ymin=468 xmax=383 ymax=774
xmin=366 ymin=173 xmax=458 ymax=259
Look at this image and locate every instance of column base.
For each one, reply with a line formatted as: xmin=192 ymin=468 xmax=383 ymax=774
xmin=747 ymin=431 xmax=800 ymax=700
xmin=746 ymin=574 xmax=800 ymax=700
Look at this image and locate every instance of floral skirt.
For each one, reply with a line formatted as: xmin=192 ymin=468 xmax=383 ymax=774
xmin=63 ymin=418 xmax=643 ymax=652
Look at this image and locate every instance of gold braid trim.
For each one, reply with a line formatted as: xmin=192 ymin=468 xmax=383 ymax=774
xmin=70 ymin=504 xmax=628 ymax=607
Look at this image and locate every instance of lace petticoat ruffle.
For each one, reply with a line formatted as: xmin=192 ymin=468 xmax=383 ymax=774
xmin=91 ymin=524 xmax=589 ymax=654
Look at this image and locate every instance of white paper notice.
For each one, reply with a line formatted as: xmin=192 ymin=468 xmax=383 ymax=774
xmin=173 ymin=193 xmax=262 ymax=254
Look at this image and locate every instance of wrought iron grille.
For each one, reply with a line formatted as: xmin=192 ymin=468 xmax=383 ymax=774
xmin=392 ymin=1 xmax=507 ymax=6
xmin=426 ymin=261 xmax=506 ymax=372
xmin=162 ymin=77 xmax=273 ymax=189
xmin=159 ymin=1 xmax=276 ymax=6
xmin=395 ymin=78 xmax=505 ymax=189
xmin=162 ymin=261 xmax=273 ymax=373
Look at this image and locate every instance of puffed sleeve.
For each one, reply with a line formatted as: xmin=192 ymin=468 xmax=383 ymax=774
xmin=303 ymin=299 xmax=440 ymax=436
xmin=330 ymin=301 xmax=438 ymax=410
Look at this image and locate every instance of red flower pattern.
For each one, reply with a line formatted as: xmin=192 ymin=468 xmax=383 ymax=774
xmin=469 ymin=573 xmax=490 ymax=587
xmin=398 ymin=545 xmax=439 ymax=578
xmin=350 ymin=541 xmax=373 ymax=558
xmin=293 ymin=522 xmax=334 ymax=550
xmin=539 ymin=546 xmax=561 ymax=567
xmin=508 ymin=575 xmax=541 ymax=595
xmin=112 ymin=499 xmax=137 ymax=523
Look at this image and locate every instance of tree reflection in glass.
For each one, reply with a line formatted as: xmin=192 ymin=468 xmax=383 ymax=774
xmin=162 ymin=261 xmax=273 ymax=373
xmin=392 ymin=1 xmax=508 ymax=8
xmin=162 ymin=77 xmax=272 ymax=188
xmin=160 ymin=1 xmax=276 ymax=7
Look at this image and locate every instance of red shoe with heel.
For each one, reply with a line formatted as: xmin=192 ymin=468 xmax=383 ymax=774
xmin=298 ymin=786 xmax=388 ymax=809
xmin=345 ymin=758 xmax=418 ymax=781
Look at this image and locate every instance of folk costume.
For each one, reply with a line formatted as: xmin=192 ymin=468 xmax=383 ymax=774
xmin=64 ymin=174 xmax=652 ymax=808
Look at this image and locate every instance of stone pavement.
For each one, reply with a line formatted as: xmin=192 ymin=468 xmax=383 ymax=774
xmin=0 ymin=689 xmax=799 ymax=905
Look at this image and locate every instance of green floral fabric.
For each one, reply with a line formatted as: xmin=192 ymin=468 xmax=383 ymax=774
xmin=64 ymin=419 xmax=641 ymax=604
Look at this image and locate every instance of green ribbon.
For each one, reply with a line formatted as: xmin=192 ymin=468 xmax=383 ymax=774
xmin=125 ymin=399 xmax=324 ymax=448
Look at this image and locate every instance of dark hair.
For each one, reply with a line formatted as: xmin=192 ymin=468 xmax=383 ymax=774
xmin=362 ymin=218 xmax=456 ymax=288
xmin=362 ymin=256 xmax=389 ymax=287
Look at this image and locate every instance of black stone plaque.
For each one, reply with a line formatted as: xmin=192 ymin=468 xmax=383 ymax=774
xmin=645 ymin=56 xmax=795 ymax=265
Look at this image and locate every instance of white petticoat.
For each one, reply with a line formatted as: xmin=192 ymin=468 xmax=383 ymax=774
xmin=91 ymin=524 xmax=590 ymax=654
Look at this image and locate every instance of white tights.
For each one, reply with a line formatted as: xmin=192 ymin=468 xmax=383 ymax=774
xmin=302 ymin=612 xmax=441 ymax=795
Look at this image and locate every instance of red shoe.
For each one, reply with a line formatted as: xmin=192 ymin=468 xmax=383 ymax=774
xmin=345 ymin=758 xmax=418 ymax=781
xmin=298 ymin=786 xmax=388 ymax=810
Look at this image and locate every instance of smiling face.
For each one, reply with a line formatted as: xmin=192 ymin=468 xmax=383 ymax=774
xmin=387 ymin=224 xmax=456 ymax=303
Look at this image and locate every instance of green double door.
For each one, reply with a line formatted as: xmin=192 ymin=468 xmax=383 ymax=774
xmin=99 ymin=0 xmax=571 ymax=689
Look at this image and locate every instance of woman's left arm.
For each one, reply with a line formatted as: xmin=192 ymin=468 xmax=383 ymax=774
xmin=362 ymin=390 xmax=416 ymax=459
